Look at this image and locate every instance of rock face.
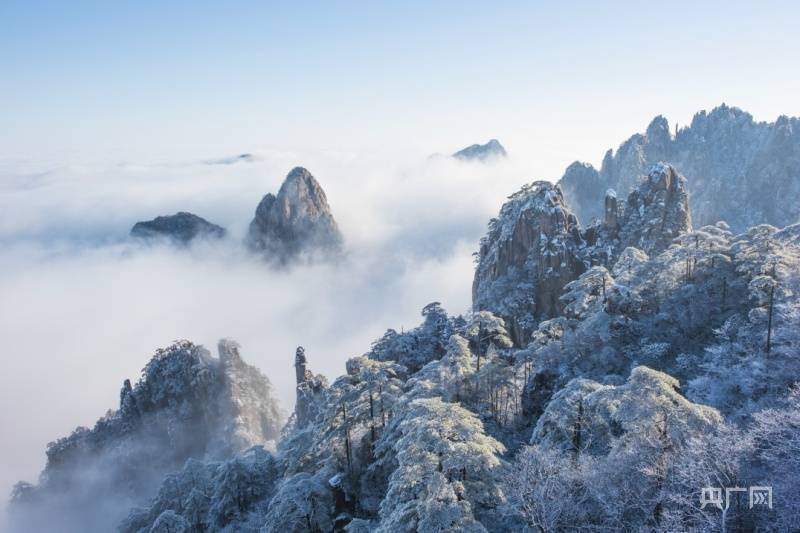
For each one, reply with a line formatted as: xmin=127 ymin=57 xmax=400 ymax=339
xmin=10 ymin=340 xmax=283 ymax=532
xmin=216 ymin=339 xmax=284 ymax=450
xmin=130 ymin=212 xmax=226 ymax=244
xmin=453 ymin=139 xmax=507 ymax=161
xmin=292 ymin=346 xmax=328 ymax=428
xmin=473 ymin=164 xmax=692 ymax=344
xmin=616 ymin=163 xmax=691 ymax=253
xmin=472 ymin=181 xmax=586 ymax=344
xmin=246 ymin=167 xmax=343 ymax=263
xmin=558 ymin=162 xmax=605 ymax=223
xmin=558 ymin=104 xmax=800 ymax=231
xmin=582 ymin=163 xmax=692 ymax=266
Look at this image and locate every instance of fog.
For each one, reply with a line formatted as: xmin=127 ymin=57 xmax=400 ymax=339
xmin=0 ymin=148 xmax=546 ymax=520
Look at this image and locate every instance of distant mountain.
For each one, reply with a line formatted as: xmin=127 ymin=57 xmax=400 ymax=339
xmin=453 ymin=139 xmax=507 ymax=161
xmin=558 ymin=104 xmax=800 ymax=231
xmin=205 ymin=153 xmax=259 ymax=165
xmin=246 ymin=166 xmax=343 ymax=264
xmin=130 ymin=212 xmax=227 ymax=244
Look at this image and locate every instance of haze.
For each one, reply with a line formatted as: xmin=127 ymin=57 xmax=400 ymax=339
xmin=2 ymin=0 xmax=800 ymax=528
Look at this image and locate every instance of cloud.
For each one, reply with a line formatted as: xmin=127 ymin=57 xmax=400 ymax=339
xmin=0 ymin=149 xmax=542 ymax=518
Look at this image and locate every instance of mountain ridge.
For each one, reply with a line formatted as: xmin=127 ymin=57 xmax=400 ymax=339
xmin=558 ymin=104 xmax=800 ymax=231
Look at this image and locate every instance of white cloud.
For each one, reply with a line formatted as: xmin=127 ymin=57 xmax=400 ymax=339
xmin=0 ymin=149 xmax=541 ymax=511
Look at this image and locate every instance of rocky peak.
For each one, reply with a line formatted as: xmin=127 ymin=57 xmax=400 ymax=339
xmin=216 ymin=339 xmax=284 ymax=452
xmin=452 ymin=139 xmax=507 ymax=161
xmin=582 ymin=163 xmax=692 ymax=266
xmin=474 ymin=164 xmax=693 ymax=344
xmin=559 ymin=104 xmax=800 ymax=232
xmin=617 ymin=162 xmax=692 ymax=254
xmin=130 ymin=212 xmax=226 ymax=245
xmin=294 ymin=345 xmax=309 ymax=383
xmin=14 ymin=339 xmax=283 ymax=531
xmin=645 ymin=115 xmax=671 ymax=144
xmin=558 ymin=161 xmax=604 ymax=223
xmin=246 ymin=167 xmax=343 ymax=264
xmin=292 ymin=346 xmax=328 ymax=428
xmin=472 ymin=181 xmax=586 ymax=344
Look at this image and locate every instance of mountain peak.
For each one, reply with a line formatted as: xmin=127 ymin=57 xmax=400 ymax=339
xmin=558 ymin=104 xmax=800 ymax=231
xmin=453 ymin=139 xmax=507 ymax=161
xmin=130 ymin=212 xmax=227 ymax=245
xmin=12 ymin=339 xmax=283 ymax=531
xmin=246 ymin=167 xmax=343 ymax=264
xmin=473 ymin=180 xmax=584 ymax=343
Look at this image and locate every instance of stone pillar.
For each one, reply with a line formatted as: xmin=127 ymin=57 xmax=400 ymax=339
xmin=604 ymin=189 xmax=619 ymax=230
xmin=294 ymin=346 xmax=307 ymax=384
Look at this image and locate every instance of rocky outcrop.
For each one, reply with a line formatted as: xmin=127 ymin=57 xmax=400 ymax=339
xmin=453 ymin=139 xmax=507 ymax=161
xmin=558 ymin=104 xmax=800 ymax=231
xmin=293 ymin=346 xmax=328 ymax=428
xmin=130 ymin=212 xmax=226 ymax=244
xmin=582 ymin=163 xmax=692 ymax=266
xmin=11 ymin=340 xmax=283 ymax=532
xmin=217 ymin=339 xmax=284 ymax=451
xmin=617 ymin=163 xmax=691 ymax=253
xmin=472 ymin=181 xmax=586 ymax=344
xmin=246 ymin=167 xmax=343 ymax=264
xmin=557 ymin=161 xmax=604 ymax=223
xmin=473 ymin=164 xmax=692 ymax=344
xmin=131 ymin=211 xmax=228 ymax=245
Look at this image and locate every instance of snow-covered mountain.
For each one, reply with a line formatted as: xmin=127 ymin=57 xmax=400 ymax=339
xmin=9 ymin=156 xmax=800 ymax=532
xmin=9 ymin=340 xmax=283 ymax=532
xmin=452 ymin=139 xmax=507 ymax=161
xmin=559 ymin=104 xmax=800 ymax=232
xmin=473 ymin=163 xmax=691 ymax=345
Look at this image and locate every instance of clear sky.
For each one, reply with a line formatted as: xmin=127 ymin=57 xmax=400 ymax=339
xmin=2 ymin=0 xmax=799 ymax=176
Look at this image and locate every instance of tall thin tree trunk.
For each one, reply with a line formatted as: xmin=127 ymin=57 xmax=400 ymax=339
xmin=369 ymin=389 xmax=376 ymax=449
xmin=602 ymin=275 xmax=606 ymax=302
xmin=766 ymin=283 xmax=775 ymax=354
xmin=379 ymin=384 xmax=386 ymax=428
xmin=341 ymin=401 xmax=352 ymax=470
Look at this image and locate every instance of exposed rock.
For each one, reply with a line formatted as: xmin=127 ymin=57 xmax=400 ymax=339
xmin=217 ymin=339 xmax=284 ymax=451
xmin=452 ymin=139 xmax=507 ymax=161
xmin=603 ymin=189 xmax=619 ymax=229
xmin=130 ymin=212 xmax=226 ymax=244
xmin=472 ymin=181 xmax=586 ymax=344
xmin=617 ymin=163 xmax=691 ymax=253
xmin=557 ymin=161 xmax=604 ymax=223
xmin=473 ymin=164 xmax=692 ymax=344
xmin=246 ymin=167 xmax=343 ymax=264
xmin=11 ymin=339 xmax=283 ymax=532
xmin=293 ymin=346 xmax=328 ymax=428
xmin=558 ymin=104 xmax=800 ymax=231
xmin=582 ymin=163 xmax=692 ymax=266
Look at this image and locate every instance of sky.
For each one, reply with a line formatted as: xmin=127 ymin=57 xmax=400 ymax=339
xmin=2 ymin=1 xmax=799 ymax=172
xmin=1 ymin=0 xmax=800 ymax=527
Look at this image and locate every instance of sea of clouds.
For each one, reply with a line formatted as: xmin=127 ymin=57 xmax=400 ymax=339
xmin=0 ymin=148 xmax=546 ymax=517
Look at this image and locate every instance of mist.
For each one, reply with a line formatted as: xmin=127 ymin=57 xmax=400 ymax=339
xmin=0 ymin=148 xmax=542 ymax=522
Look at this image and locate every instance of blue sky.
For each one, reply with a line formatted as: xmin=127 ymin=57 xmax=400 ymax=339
xmin=2 ymin=1 xmax=799 ymax=175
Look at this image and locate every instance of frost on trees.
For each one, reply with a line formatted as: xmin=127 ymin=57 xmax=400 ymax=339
xmin=10 ymin=339 xmax=284 ymax=533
